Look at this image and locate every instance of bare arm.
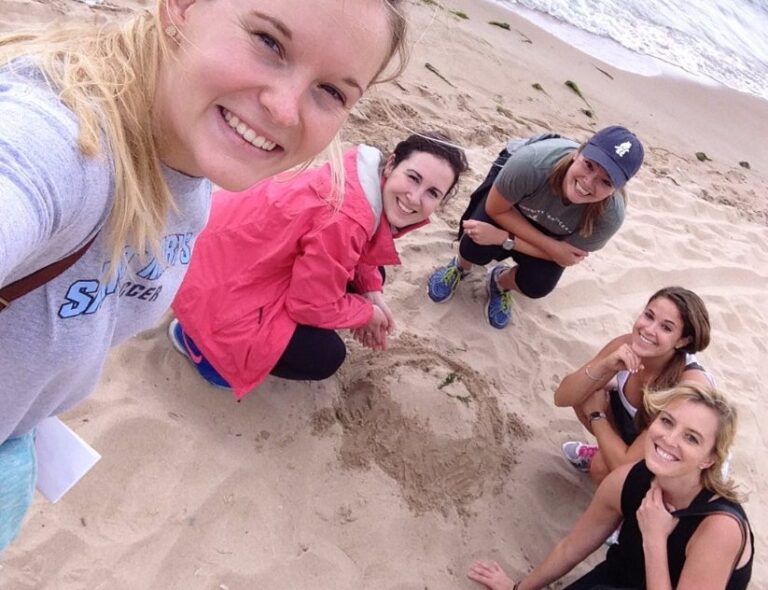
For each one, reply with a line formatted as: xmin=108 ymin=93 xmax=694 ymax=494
xmin=511 ymin=237 xmax=550 ymax=259
xmin=484 ymin=186 xmax=587 ymax=267
xmin=459 ymin=219 xmax=553 ymax=260
xmin=674 ymin=515 xmax=746 ymax=590
xmin=514 ymin=465 xmax=628 ymax=590
xmin=591 ymin=419 xmax=646 ymax=471
xmin=678 ymin=368 xmax=714 ymax=388
xmin=467 ymin=465 xmax=632 ymax=590
xmin=553 ymin=335 xmax=632 ymax=407
xmin=579 ymin=387 xmax=644 ymax=472
xmin=484 ymin=186 xmax=551 ymax=251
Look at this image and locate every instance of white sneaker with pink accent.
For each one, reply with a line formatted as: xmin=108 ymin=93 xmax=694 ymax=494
xmin=561 ymin=441 xmax=599 ymax=473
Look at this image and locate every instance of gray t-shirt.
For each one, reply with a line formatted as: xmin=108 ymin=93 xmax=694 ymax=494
xmin=494 ymin=137 xmax=624 ymax=251
xmin=0 ymin=63 xmax=212 ymax=441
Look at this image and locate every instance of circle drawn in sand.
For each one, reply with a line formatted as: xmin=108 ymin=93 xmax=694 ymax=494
xmin=313 ymin=335 xmax=530 ymax=517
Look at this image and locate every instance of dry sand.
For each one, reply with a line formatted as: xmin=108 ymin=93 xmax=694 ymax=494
xmin=1 ymin=0 xmax=767 ymax=588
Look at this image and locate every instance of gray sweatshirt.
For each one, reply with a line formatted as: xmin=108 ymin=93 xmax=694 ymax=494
xmin=0 ymin=63 xmax=211 ymax=442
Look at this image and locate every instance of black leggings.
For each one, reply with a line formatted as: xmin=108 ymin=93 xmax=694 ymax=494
xmin=273 ymin=265 xmax=386 ymax=381
xmin=271 ymin=325 xmax=347 ymax=381
xmin=457 ymin=149 xmax=564 ymax=299
xmin=182 ymin=323 xmax=345 ymax=385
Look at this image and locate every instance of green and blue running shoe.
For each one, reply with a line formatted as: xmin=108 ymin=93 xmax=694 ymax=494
xmin=427 ymin=257 xmax=468 ymax=303
xmin=486 ymin=265 xmax=514 ymax=329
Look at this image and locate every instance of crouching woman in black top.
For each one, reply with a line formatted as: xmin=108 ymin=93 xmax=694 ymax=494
xmin=468 ymin=382 xmax=753 ymax=590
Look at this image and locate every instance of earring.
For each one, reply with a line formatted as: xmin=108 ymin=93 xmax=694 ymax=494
xmin=164 ymin=24 xmax=179 ymax=39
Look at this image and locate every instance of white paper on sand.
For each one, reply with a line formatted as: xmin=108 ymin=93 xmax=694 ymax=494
xmin=34 ymin=417 xmax=101 ymax=503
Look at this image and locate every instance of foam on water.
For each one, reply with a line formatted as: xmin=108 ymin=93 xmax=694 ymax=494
xmin=495 ymin=0 xmax=768 ymax=100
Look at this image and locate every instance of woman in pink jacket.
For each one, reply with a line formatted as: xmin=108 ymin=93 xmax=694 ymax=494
xmin=170 ymin=133 xmax=468 ymax=398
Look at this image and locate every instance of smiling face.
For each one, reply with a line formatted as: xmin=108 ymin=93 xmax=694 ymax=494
xmin=562 ymin=153 xmax=615 ymax=204
xmin=631 ymin=296 xmax=691 ymax=360
xmin=645 ymin=398 xmax=718 ymax=478
xmin=153 ymin=0 xmax=393 ymax=189
xmin=381 ymin=151 xmax=456 ymax=229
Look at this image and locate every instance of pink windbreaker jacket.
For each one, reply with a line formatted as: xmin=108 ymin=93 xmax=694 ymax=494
xmin=172 ymin=145 xmax=423 ymax=398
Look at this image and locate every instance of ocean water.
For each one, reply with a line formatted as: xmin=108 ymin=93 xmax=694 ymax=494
xmin=495 ymin=0 xmax=768 ymax=101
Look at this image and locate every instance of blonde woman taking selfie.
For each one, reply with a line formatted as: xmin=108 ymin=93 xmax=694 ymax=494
xmin=0 ymin=0 xmax=409 ymax=552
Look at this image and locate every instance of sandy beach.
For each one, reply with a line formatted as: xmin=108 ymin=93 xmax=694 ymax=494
xmin=1 ymin=0 xmax=767 ymax=588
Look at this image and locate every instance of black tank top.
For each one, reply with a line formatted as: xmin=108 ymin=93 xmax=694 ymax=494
xmin=603 ymin=461 xmax=753 ymax=589
xmin=609 ymin=361 xmax=708 ymax=446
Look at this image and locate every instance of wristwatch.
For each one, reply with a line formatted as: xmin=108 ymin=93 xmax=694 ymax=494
xmin=501 ymin=234 xmax=516 ymax=251
xmin=589 ymin=411 xmax=607 ymax=423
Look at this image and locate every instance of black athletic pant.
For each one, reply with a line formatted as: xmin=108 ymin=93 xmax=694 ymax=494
xmin=273 ymin=266 xmax=386 ymax=381
xmin=271 ymin=325 xmax=347 ymax=381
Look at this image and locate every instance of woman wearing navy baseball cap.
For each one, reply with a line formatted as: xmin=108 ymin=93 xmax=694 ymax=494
xmin=427 ymin=126 xmax=644 ymax=329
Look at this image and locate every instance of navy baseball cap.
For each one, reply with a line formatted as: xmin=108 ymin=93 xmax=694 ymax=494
xmin=581 ymin=126 xmax=644 ymax=189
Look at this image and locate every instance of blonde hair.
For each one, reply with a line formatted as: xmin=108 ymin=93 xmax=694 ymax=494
xmin=644 ymin=382 xmax=742 ymax=502
xmin=0 ymin=0 xmax=410 ymax=270
xmin=1 ymin=10 xmax=169 ymax=277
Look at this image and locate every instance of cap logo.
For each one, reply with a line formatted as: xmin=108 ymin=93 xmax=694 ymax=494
xmin=615 ymin=141 xmax=632 ymax=157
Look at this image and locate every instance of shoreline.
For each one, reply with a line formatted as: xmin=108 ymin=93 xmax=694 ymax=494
xmin=498 ymin=0 xmax=713 ymax=82
xmin=488 ymin=0 xmax=768 ymax=103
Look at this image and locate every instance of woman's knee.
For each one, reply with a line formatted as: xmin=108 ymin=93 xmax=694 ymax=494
xmin=588 ymin=451 xmax=610 ymax=484
xmin=458 ymin=236 xmax=498 ymax=266
xmin=517 ymin=282 xmax=556 ymax=299
xmin=573 ymin=404 xmax=591 ymax=431
xmin=513 ymin=272 xmax=560 ymax=299
xmin=314 ymin=336 xmax=347 ymax=380
xmin=275 ymin=327 xmax=347 ymax=381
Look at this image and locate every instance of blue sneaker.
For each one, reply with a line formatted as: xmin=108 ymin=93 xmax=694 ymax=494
xmin=427 ymin=257 xmax=469 ymax=303
xmin=168 ymin=319 xmax=231 ymax=389
xmin=486 ymin=265 xmax=513 ymax=329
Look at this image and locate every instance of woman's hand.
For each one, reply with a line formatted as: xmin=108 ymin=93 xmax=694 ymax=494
xmin=546 ymin=240 xmax=588 ymax=267
xmin=463 ymin=220 xmax=509 ymax=246
xmin=637 ymin=480 xmax=678 ymax=542
xmin=606 ymin=343 xmax=644 ymax=374
xmin=354 ymin=305 xmax=389 ymax=350
xmin=467 ymin=560 xmax=517 ymax=590
xmin=363 ymin=291 xmax=395 ymax=334
xmin=582 ymin=387 xmax=609 ymax=415
xmin=351 ymin=326 xmax=373 ymax=349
